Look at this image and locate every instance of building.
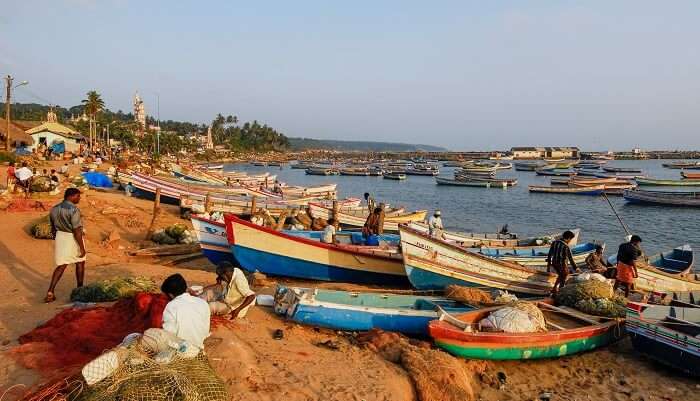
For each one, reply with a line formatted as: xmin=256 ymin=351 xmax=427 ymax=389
xmin=134 ymin=92 xmax=146 ymax=132
xmin=510 ymin=146 xmax=579 ymax=159
xmin=0 ymin=117 xmax=34 ymax=149
xmin=25 ymin=112 xmax=84 ymax=153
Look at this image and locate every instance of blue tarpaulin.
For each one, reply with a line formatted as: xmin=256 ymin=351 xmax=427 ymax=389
xmin=51 ymin=142 xmax=65 ymax=154
xmin=81 ymin=172 xmax=114 ymax=188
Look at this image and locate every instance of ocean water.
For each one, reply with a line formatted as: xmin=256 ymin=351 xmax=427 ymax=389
xmin=226 ymin=160 xmax=699 ymax=258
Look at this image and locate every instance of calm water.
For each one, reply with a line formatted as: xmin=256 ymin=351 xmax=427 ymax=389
xmin=226 ymin=160 xmax=699 ymax=257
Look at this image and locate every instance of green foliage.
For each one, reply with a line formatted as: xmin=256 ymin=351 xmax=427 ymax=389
xmin=82 ymin=90 xmax=105 ymax=120
xmin=0 ymin=151 xmax=16 ymax=163
xmin=70 ymin=277 xmax=158 ymax=302
xmin=210 ymin=113 xmax=289 ymax=151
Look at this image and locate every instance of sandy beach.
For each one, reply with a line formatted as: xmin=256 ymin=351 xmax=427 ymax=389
xmin=0 ymin=161 xmax=698 ymax=401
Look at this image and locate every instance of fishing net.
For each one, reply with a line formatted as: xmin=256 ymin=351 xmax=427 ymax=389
xmin=30 ymin=176 xmax=56 ymax=192
xmin=31 ymin=216 xmax=54 ymax=239
xmin=555 ymin=280 xmax=625 ymax=318
xmin=70 ymin=277 xmax=158 ymax=302
xmin=152 ymin=225 xmax=196 ymax=245
xmin=444 ymin=285 xmax=493 ymax=305
xmin=76 ymin=347 xmax=227 ymax=401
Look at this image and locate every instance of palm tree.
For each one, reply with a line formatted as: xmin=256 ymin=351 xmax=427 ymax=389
xmin=82 ymin=91 xmax=105 ymax=150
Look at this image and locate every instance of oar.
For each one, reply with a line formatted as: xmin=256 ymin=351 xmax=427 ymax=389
xmin=601 ymin=193 xmax=632 ymax=236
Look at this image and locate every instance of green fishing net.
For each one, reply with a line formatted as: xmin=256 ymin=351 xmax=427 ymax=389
xmin=70 ymin=277 xmax=158 ymax=302
xmin=555 ymin=280 xmax=625 ymax=318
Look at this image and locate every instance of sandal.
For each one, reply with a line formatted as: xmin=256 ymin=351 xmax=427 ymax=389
xmin=44 ymin=292 xmax=56 ymax=303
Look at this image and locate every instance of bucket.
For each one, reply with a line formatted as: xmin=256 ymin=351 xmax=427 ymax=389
xmin=366 ymin=234 xmax=380 ymax=246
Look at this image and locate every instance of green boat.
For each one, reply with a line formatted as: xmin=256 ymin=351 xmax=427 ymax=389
xmin=636 ymin=177 xmax=700 ymax=186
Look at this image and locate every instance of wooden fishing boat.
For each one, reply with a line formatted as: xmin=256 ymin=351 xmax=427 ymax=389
xmin=429 ymin=299 xmax=624 ymax=360
xmin=460 ymin=166 xmax=497 ymax=175
xmin=453 ymin=173 xmax=518 ymax=186
xmin=250 ymin=161 xmax=268 ymax=166
xmin=308 ymin=203 xmax=427 ymax=232
xmin=623 ymin=189 xmax=700 ymax=207
xmin=662 ymin=161 xmax=700 ymax=169
xmin=306 ymin=167 xmax=339 ymax=176
xmin=224 ymin=215 xmax=408 ymax=285
xmin=636 ymin=177 xmax=700 ymax=187
xmin=436 ymin=177 xmax=509 ymax=188
xmin=383 ymin=171 xmax=407 ymax=180
xmin=626 ymin=302 xmax=700 ymax=376
xmin=291 ymin=162 xmax=314 ymax=169
xmin=478 ymin=242 xmax=599 ymax=269
xmin=528 ymin=185 xmax=604 ymax=195
xmin=191 ymin=217 xmax=236 ymax=265
xmin=514 ymin=162 xmax=546 ymax=171
xmin=273 ymin=286 xmax=473 ymax=336
xmin=339 ymin=167 xmax=370 ymax=176
xmin=682 ymin=171 xmax=700 ymax=179
xmin=399 ymin=224 xmax=556 ymax=295
xmin=535 ymin=169 xmax=577 ymax=177
xmin=603 ymin=166 xmax=642 ymax=173
xmin=594 ymin=172 xmax=646 ymax=180
xmin=608 ymin=245 xmax=694 ymax=276
xmin=405 ymin=165 xmax=440 ymax=176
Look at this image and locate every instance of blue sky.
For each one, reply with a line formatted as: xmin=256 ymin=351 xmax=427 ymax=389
xmin=2 ymin=1 xmax=699 ymax=150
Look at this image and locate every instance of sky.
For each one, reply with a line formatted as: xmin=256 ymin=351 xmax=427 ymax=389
xmin=2 ymin=1 xmax=699 ymax=151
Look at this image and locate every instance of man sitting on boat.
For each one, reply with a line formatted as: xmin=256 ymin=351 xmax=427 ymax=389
xmin=199 ymin=262 xmax=256 ymax=319
xmin=321 ymin=218 xmax=337 ymax=244
xmin=428 ymin=210 xmax=444 ymax=239
xmin=546 ymin=230 xmax=578 ymax=295
xmin=362 ymin=207 xmax=383 ymax=245
xmin=584 ymin=245 xmax=610 ymax=275
xmin=614 ymin=235 xmax=642 ymax=297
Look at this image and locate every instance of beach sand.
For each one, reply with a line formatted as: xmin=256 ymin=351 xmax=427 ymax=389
xmin=0 ymin=163 xmax=698 ymax=401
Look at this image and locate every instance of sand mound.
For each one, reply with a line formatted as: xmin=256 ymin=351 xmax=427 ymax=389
xmin=358 ymin=329 xmax=475 ymax=401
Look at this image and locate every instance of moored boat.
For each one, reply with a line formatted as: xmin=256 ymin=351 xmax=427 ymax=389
xmin=436 ymin=177 xmax=510 ymax=188
xmin=478 ymin=242 xmax=599 ymax=269
xmin=399 ymin=224 xmax=556 ymax=295
xmin=273 ymin=286 xmax=473 ymax=336
xmin=429 ymin=299 xmax=624 ymax=360
xmin=224 ymin=215 xmax=408 ymax=285
xmin=626 ymin=302 xmax=700 ymax=376
xmin=603 ymin=166 xmax=642 ymax=173
xmin=306 ymin=167 xmax=339 ymax=176
xmin=528 ymin=185 xmax=604 ymax=195
xmin=662 ymin=161 xmax=700 ymax=169
xmin=535 ymin=169 xmax=577 ymax=177
xmin=191 ymin=216 xmax=236 ymax=265
xmin=308 ymin=203 xmax=427 ymax=232
xmin=383 ymin=171 xmax=407 ymax=180
xmin=682 ymin=171 xmax=700 ymax=179
xmin=608 ymin=245 xmax=694 ymax=276
xmin=636 ymin=177 xmax=700 ymax=187
xmin=623 ymin=189 xmax=700 ymax=207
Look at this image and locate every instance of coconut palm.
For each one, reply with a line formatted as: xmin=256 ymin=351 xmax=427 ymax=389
xmin=82 ymin=91 xmax=105 ymax=150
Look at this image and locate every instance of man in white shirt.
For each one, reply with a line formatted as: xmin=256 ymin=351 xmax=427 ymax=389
xmin=200 ymin=262 xmax=256 ymax=319
xmin=14 ymin=162 xmax=33 ymax=193
xmin=428 ymin=210 xmax=444 ymax=239
xmin=321 ymin=218 xmax=337 ymax=244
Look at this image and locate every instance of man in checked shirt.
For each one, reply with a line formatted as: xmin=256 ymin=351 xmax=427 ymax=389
xmin=546 ymin=230 xmax=578 ymax=295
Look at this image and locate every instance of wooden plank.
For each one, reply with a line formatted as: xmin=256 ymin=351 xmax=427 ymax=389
xmin=537 ymin=302 xmax=602 ymax=325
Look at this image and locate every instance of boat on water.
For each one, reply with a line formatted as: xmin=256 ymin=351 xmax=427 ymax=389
xmin=514 ymin=162 xmax=546 ymax=171
xmin=339 ymin=167 xmax=370 ymax=176
xmin=405 ymin=164 xmax=440 ymax=176
xmin=291 ymin=162 xmax=314 ymax=169
xmin=453 ymin=173 xmax=517 ymax=185
xmin=623 ymin=189 xmax=700 ymax=207
xmin=306 ymin=167 xmax=339 ymax=176
xmin=308 ymin=203 xmax=427 ymax=232
xmin=528 ymin=185 xmax=604 ymax=195
xmin=478 ymin=242 xmax=599 ymax=269
xmin=273 ymin=286 xmax=473 ymax=336
xmin=429 ymin=299 xmax=624 ymax=360
xmin=399 ymin=224 xmax=556 ymax=295
xmin=224 ymin=215 xmax=408 ymax=285
xmin=603 ymin=166 xmax=642 ymax=173
xmin=608 ymin=245 xmax=694 ymax=276
xmin=535 ymin=169 xmax=578 ymax=177
xmin=435 ymin=177 xmax=511 ymax=188
xmin=636 ymin=177 xmax=700 ymax=187
xmin=594 ymin=172 xmax=646 ymax=180
xmin=199 ymin=164 xmax=224 ymax=170
xmin=662 ymin=161 xmax=700 ymax=169
xmin=383 ymin=171 xmax=407 ymax=180
xmin=682 ymin=171 xmax=700 ymax=179
xmin=250 ymin=161 xmax=267 ymax=167
xmin=626 ymin=302 xmax=700 ymax=376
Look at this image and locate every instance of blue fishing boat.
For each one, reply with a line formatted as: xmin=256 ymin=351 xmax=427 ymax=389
xmin=626 ymin=302 xmax=700 ymax=376
xmin=623 ymin=189 xmax=700 ymax=207
xmin=608 ymin=245 xmax=694 ymax=275
xmin=478 ymin=242 xmax=600 ymax=269
xmin=225 ymin=215 xmax=409 ymax=285
xmin=274 ymin=286 xmax=473 ymax=336
xmin=191 ymin=217 xmax=237 ymax=265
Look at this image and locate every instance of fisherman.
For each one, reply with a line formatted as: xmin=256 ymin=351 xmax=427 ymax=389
xmin=45 ymin=188 xmax=86 ymax=303
xmin=200 ymin=262 xmax=256 ymax=319
xmin=321 ymin=218 xmax=337 ymax=244
xmin=584 ymin=245 xmax=609 ymax=274
xmin=124 ymin=181 xmax=135 ymax=197
xmin=6 ymin=162 xmax=15 ymax=192
xmin=428 ymin=210 xmax=444 ymax=238
xmin=363 ymin=192 xmax=375 ymax=213
xmin=614 ymin=235 xmax=642 ymax=297
xmin=60 ymin=163 xmax=69 ymax=176
xmin=50 ymin=169 xmax=60 ymax=184
xmin=273 ymin=180 xmax=283 ymax=195
xmin=545 ymin=230 xmax=578 ymax=295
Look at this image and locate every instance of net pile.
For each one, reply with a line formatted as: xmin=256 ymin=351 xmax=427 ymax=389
xmin=70 ymin=277 xmax=158 ymax=302
xmin=0 ymin=198 xmax=47 ymax=212
xmin=12 ymin=294 xmax=168 ymax=376
xmin=31 ymin=216 xmax=54 ymax=239
xmin=77 ymin=347 xmax=227 ymax=401
xmin=152 ymin=224 xmax=196 ymax=245
xmin=555 ymin=280 xmax=625 ymax=318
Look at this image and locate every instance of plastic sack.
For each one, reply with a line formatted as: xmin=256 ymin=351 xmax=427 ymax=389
xmin=479 ymin=303 xmax=546 ymax=333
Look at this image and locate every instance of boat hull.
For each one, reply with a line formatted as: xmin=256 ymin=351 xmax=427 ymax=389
xmin=191 ymin=217 xmax=237 ymax=265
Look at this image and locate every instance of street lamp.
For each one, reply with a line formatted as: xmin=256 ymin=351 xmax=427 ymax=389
xmin=4 ymin=76 xmax=28 ymax=151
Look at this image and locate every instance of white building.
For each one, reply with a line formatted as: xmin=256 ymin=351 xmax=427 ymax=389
xmin=134 ymin=92 xmax=146 ymax=131
xmin=26 ymin=120 xmax=84 ymax=153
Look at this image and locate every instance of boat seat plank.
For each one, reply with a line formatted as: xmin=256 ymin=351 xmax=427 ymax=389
xmin=538 ymin=303 xmax=602 ymax=325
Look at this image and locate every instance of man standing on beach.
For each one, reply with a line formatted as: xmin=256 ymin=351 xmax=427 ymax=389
xmin=546 ymin=230 xmax=578 ymax=295
xmin=45 ymin=188 xmax=86 ymax=303
xmin=614 ymin=235 xmax=642 ymax=297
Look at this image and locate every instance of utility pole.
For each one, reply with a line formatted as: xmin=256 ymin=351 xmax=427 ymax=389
xmin=5 ymin=75 xmax=12 ymax=151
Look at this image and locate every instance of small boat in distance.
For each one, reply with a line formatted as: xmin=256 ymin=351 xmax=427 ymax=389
xmin=636 ymin=177 xmax=700 ymax=187
xmin=383 ymin=171 xmax=407 ymax=180
xmin=662 ymin=161 xmax=700 ymax=169
xmin=682 ymin=171 xmax=700 ymax=179
xmin=436 ymin=177 xmax=511 ymax=188
xmin=535 ymin=169 xmax=578 ymax=177
xmin=528 ymin=185 xmax=604 ymax=195
xmin=623 ymin=189 xmax=700 ymax=207
xmin=603 ymin=166 xmax=642 ymax=173
xmin=306 ymin=167 xmax=339 ymax=176
xmin=608 ymin=245 xmax=693 ymax=276
xmin=274 ymin=286 xmax=474 ymax=336
xmin=429 ymin=299 xmax=624 ymax=360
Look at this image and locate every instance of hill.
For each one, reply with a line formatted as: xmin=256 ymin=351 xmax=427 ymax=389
xmin=288 ymin=137 xmax=447 ymax=152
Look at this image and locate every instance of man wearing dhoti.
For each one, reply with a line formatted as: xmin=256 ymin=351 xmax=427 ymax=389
xmin=200 ymin=262 xmax=256 ymax=319
xmin=45 ymin=188 xmax=86 ymax=303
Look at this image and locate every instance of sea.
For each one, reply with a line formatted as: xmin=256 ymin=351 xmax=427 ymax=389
xmin=225 ymin=160 xmax=699 ymax=258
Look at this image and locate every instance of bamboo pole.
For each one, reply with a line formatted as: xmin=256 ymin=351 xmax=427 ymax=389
xmin=205 ymin=192 xmax=212 ymax=213
xmin=146 ymin=187 xmax=161 ymax=239
xmin=601 ymin=193 xmax=631 ymax=236
xmin=332 ymin=200 xmax=339 ymax=228
xmin=250 ymin=196 xmax=257 ymax=216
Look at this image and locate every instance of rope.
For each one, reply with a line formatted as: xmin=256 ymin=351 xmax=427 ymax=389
xmin=601 ymin=193 xmax=631 ymax=236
